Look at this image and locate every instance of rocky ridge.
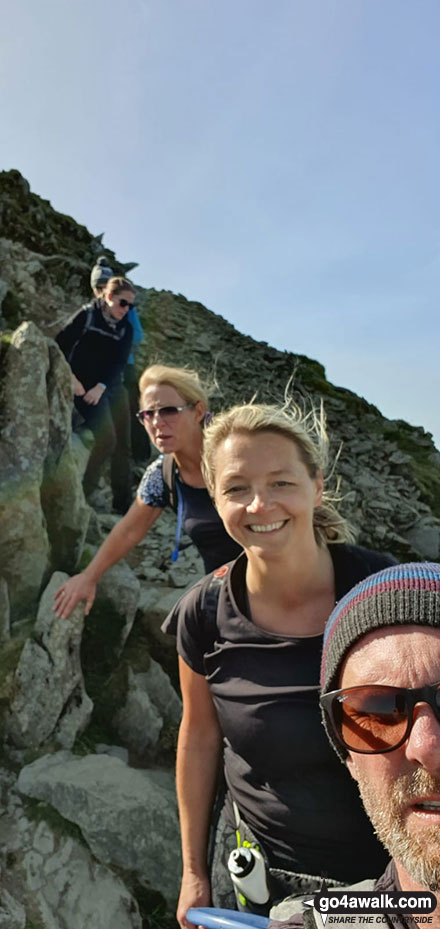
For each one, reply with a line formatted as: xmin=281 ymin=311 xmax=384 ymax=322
xmin=0 ymin=169 xmax=440 ymax=928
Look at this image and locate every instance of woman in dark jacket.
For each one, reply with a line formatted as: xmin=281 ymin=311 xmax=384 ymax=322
xmin=56 ymin=276 xmax=135 ymax=512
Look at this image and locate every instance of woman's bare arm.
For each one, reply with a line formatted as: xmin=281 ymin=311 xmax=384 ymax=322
xmin=176 ymin=656 xmax=223 ymax=929
xmin=54 ymin=497 xmax=162 ymax=618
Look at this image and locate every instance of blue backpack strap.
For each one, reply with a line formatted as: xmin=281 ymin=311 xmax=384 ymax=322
xmin=171 ymin=481 xmax=184 ymax=562
xmin=162 ymin=454 xmax=178 ymax=512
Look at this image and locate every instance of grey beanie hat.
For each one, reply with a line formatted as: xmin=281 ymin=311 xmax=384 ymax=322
xmin=320 ymin=561 xmax=440 ymax=760
xmin=90 ymin=256 xmax=113 ymax=289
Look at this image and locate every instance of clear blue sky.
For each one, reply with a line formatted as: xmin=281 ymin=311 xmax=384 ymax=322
xmin=2 ymin=0 xmax=440 ymax=446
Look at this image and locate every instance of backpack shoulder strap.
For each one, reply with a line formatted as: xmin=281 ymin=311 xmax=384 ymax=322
xmin=199 ymin=565 xmax=230 ymax=654
xmin=67 ymin=305 xmax=94 ymax=365
xmin=82 ymin=305 xmax=94 ymax=334
xmin=162 ymin=454 xmax=178 ymax=512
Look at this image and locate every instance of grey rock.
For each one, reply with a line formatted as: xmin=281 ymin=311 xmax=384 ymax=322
xmin=113 ymin=669 xmax=163 ymax=758
xmin=5 ymin=572 xmax=92 ymax=748
xmin=0 ymin=890 xmax=26 ymax=929
xmin=96 ymin=744 xmax=130 ymax=764
xmin=54 ymin=682 xmax=94 ymax=750
xmin=41 ymin=341 xmax=90 ymax=573
xmin=388 ymin=450 xmax=411 ymax=465
xmin=355 ymin=472 xmax=382 ymax=492
xmin=113 ymin=661 xmax=180 ymax=758
xmin=137 ymin=586 xmax=185 ymax=654
xmin=17 ymin=751 xmax=181 ymax=906
xmin=0 ymin=277 xmax=8 ymax=311
xmin=70 ymin=431 xmax=93 ymax=478
xmin=405 ymin=523 xmax=440 ymax=560
xmin=0 ymin=576 xmax=10 ymax=641
xmin=167 ymin=543 xmax=204 ymax=587
xmin=0 ymin=791 xmax=142 ymax=929
xmin=0 ymin=322 xmax=51 ymax=619
xmin=97 ymin=561 xmax=140 ymax=652
xmin=142 ymin=658 xmax=182 ymax=726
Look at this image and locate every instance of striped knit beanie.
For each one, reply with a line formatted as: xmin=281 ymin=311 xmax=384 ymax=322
xmin=321 ymin=562 xmax=440 ymax=760
xmin=90 ymin=256 xmax=113 ymax=290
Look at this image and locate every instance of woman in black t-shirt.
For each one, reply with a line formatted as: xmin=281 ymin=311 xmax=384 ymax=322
xmin=167 ymin=402 xmax=395 ymax=927
xmin=53 ymin=364 xmax=241 ymax=619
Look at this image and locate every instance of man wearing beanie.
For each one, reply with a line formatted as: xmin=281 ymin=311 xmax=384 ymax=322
xmin=90 ymin=256 xmax=113 ymax=295
xmin=270 ymin=562 xmax=440 ymax=929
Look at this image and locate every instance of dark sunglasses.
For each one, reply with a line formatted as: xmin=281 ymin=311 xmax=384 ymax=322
xmin=321 ymin=681 xmax=440 ymax=755
xmin=136 ymin=403 xmax=195 ymax=424
xmin=117 ymin=298 xmax=135 ymax=310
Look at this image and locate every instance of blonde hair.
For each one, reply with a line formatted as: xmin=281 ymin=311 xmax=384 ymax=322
xmin=202 ymin=402 xmax=355 ymax=546
xmin=138 ymin=364 xmax=209 ymax=409
xmin=104 ymin=276 xmax=135 ymax=298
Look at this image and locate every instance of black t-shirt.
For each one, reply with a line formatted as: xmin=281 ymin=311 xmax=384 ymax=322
xmin=163 ymin=544 xmax=396 ymax=882
xmin=137 ymin=457 xmax=242 ymax=573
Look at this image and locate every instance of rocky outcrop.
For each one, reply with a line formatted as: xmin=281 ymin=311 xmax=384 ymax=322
xmin=0 ymin=321 xmax=89 ymax=621
xmin=5 ymin=573 xmax=92 ymax=749
xmin=0 ymin=768 xmax=142 ymax=929
xmin=17 ymin=752 xmax=181 ymax=908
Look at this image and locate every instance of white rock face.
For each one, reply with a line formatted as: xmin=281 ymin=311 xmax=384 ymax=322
xmin=5 ymin=573 xmax=93 ymax=749
xmin=17 ymin=751 xmax=181 ymax=907
xmin=0 ymin=770 xmax=142 ymax=929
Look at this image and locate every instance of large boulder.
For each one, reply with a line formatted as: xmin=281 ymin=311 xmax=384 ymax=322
xmin=0 ymin=322 xmax=51 ymax=618
xmin=0 ymin=771 xmax=142 ymax=929
xmin=41 ymin=341 xmax=90 ymax=572
xmin=5 ymin=572 xmax=92 ymax=749
xmin=0 ymin=322 xmax=90 ymax=621
xmin=17 ymin=751 xmax=181 ymax=907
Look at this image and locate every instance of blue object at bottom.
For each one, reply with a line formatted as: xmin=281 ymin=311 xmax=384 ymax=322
xmin=186 ymin=907 xmax=269 ymax=929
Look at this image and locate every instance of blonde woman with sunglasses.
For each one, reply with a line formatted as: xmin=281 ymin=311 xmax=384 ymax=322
xmin=54 ymin=364 xmax=241 ymax=619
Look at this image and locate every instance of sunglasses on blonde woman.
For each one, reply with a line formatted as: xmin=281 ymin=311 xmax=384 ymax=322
xmin=136 ymin=403 xmax=195 ymax=424
xmin=321 ymin=680 xmax=440 ymax=755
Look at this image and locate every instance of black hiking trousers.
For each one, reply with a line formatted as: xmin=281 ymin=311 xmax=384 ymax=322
xmin=75 ymin=382 xmax=132 ymax=510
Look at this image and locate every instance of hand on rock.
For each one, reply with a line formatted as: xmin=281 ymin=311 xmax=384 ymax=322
xmin=54 ymin=573 xmax=97 ymax=619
